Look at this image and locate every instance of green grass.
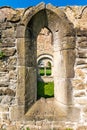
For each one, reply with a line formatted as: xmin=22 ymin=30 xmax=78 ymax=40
xmin=39 ymin=67 xmax=51 ymax=76
xmin=22 ymin=128 xmax=30 ymax=130
xmin=46 ymin=67 xmax=51 ymax=76
xmin=39 ymin=68 xmax=44 ymax=76
xmin=66 ymin=128 xmax=73 ymax=130
xmin=37 ymin=81 xmax=54 ymax=98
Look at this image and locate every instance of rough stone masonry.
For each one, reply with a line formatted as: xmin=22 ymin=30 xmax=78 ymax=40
xmin=0 ymin=2 xmax=87 ymax=130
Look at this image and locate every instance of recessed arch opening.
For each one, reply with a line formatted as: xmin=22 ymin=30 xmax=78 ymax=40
xmin=15 ymin=4 xmax=75 ymax=120
xmin=37 ymin=27 xmax=54 ymax=99
xmin=38 ymin=58 xmax=52 ymax=76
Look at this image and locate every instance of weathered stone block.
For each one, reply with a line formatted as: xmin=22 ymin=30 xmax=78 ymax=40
xmin=0 ymin=105 xmax=9 ymax=112
xmin=83 ymin=105 xmax=87 ymax=116
xmin=75 ymin=97 xmax=87 ymax=105
xmin=77 ymin=37 xmax=87 ymax=43
xmin=25 ymin=66 xmax=37 ymax=111
xmin=8 ymin=56 xmax=17 ymax=66
xmin=54 ymin=78 xmax=73 ymax=105
xmin=22 ymin=2 xmax=45 ymax=25
xmin=2 ymin=48 xmax=16 ymax=57
xmin=9 ymin=70 xmax=17 ymax=79
xmin=76 ymin=58 xmax=87 ymax=65
xmin=67 ymin=106 xmax=80 ymax=122
xmin=0 ymin=42 xmax=15 ymax=47
xmin=7 ymin=125 xmax=17 ymax=130
xmin=78 ymin=49 xmax=87 ymax=58
xmin=16 ymin=25 xmax=25 ymax=38
xmin=17 ymin=66 xmax=26 ymax=105
xmin=77 ymin=29 xmax=87 ymax=36
xmin=75 ymin=68 xmax=85 ymax=79
xmin=2 ymin=37 xmax=15 ymax=46
xmin=4 ymin=88 xmax=15 ymax=96
xmin=54 ymin=50 xmax=75 ymax=78
xmin=72 ymin=79 xmax=85 ymax=90
xmin=17 ymin=66 xmax=36 ymax=108
xmin=1 ymin=95 xmax=13 ymax=105
xmin=37 ymin=28 xmax=53 ymax=57
xmin=2 ymin=28 xmax=15 ymax=38
xmin=0 ymin=82 xmax=9 ymax=87
xmin=76 ymin=126 xmax=87 ymax=130
xmin=17 ymin=38 xmax=25 ymax=66
xmin=62 ymin=36 xmax=75 ymax=49
xmin=79 ymin=42 xmax=87 ymax=48
xmin=8 ymin=13 xmax=21 ymax=23
xmin=74 ymin=91 xmax=86 ymax=97
xmin=10 ymin=105 xmax=25 ymax=121
xmin=2 ymin=113 xmax=9 ymax=120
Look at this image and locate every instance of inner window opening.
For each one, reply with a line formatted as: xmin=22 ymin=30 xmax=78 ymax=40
xmin=37 ymin=27 xmax=54 ymax=99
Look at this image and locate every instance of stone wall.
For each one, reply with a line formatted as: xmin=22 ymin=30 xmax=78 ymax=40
xmin=0 ymin=7 xmax=21 ymax=120
xmin=37 ymin=27 xmax=53 ymax=57
xmin=64 ymin=6 xmax=87 ymax=123
xmin=0 ymin=4 xmax=87 ymax=130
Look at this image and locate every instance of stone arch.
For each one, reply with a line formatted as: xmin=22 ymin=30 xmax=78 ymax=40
xmin=37 ymin=54 xmax=53 ymax=76
xmin=78 ymin=6 xmax=87 ymax=18
xmin=14 ymin=3 xmax=76 ymax=120
xmin=37 ymin=54 xmax=53 ymax=64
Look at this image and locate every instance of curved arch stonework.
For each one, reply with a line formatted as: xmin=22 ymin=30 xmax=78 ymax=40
xmin=14 ymin=3 xmax=76 ymax=120
xmin=37 ymin=54 xmax=54 ymax=77
xmin=37 ymin=54 xmax=53 ymax=64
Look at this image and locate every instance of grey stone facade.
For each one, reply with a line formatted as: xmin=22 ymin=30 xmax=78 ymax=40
xmin=0 ymin=3 xmax=87 ymax=129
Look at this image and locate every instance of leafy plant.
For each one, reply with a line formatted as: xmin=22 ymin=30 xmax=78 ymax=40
xmin=26 ymin=128 xmax=30 ymax=130
xmin=0 ymin=128 xmax=6 ymax=130
xmin=21 ymin=127 xmax=30 ymax=130
xmin=66 ymin=128 xmax=73 ymax=130
xmin=0 ymin=51 xmax=5 ymax=59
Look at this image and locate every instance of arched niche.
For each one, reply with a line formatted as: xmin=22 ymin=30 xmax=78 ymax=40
xmin=12 ymin=3 xmax=76 ymax=120
xmin=37 ymin=54 xmax=53 ymax=76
